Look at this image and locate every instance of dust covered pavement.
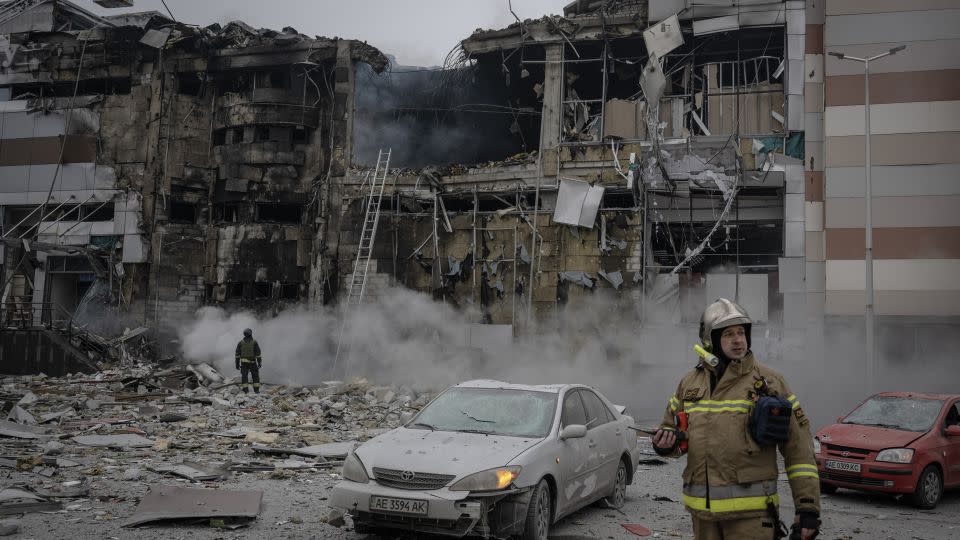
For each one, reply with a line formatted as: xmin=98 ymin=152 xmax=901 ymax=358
xmin=2 ymin=367 xmax=958 ymax=539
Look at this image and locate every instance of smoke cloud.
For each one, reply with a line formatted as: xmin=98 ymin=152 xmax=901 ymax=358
xmin=178 ymin=286 xmax=960 ymax=430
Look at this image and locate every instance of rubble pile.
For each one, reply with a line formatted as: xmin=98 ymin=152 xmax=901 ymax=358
xmin=0 ymin=365 xmax=434 ymax=530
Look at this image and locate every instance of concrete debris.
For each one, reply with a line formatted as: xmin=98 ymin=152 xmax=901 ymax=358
xmin=73 ymin=434 xmax=155 ymax=448
xmin=244 ymin=432 xmax=280 ymax=445
xmin=0 ymin=368 xmax=428 ymax=530
xmin=0 ymin=520 xmax=19 ymax=536
xmin=6 ymin=405 xmax=35 ymax=425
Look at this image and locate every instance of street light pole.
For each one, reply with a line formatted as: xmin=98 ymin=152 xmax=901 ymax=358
xmin=828 ymin=45 xmax=905 ymax=393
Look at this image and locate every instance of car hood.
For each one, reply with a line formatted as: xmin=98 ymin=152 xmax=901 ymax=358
xmin=817 ymin=423 xmax=924 ymax=451
xmin=355 ymin=427 xmax=543 ymax=477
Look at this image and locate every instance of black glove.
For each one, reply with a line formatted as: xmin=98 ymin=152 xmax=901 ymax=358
xmin=789 ymin=512 xmax=820 ymax=540
xmin=257 ymin=359 xmax=262 ymax=368
xmin=235 ymin=360 xmax=241 ymax=370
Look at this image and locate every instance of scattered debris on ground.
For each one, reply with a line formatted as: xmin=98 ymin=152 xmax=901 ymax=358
xmin=0 ymin=364 xmax=434 ymax=532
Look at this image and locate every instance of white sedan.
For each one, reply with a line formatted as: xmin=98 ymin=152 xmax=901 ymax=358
xmin=330 ymin=380 xmax=641 ymax=539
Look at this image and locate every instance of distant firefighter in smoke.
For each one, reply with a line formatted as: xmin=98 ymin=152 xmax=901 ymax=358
xmin=235 ymin=328 xmax=263 ymax=394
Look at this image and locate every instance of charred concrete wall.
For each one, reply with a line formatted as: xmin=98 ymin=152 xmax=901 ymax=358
xmin=0 ymin=1 xmax=386 ymax=331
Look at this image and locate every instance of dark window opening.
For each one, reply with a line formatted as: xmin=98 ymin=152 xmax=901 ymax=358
xmin=214 ymin=203 xmax=240 ymax=223
xmin=213 ymin=129 xmax=227 ymax=146
xmin=231 ymin=127 xmax=245 ymax=144
xmin=168 ymin=202 xmax=197 ymax=223
xmin=177 ymin=72 xmax=204 ymax=96
xmin=279 ymin=283 xmax=300 ymax=300
xmin=227 ymin=282 xmax=244 ymax=299
xmin=439 ymin=195 xmax=516 ymax=213
xmin=292 ymin=126 xmax=309 ymax=144
xmin=205 ymin=284 xmax=214 ymax=301
xmin=652 ymin=220 xmax=782 ymax=271
xmin=256 ymin=203 xmax=302 ymax=224
xmin=83 ymin=203 xmax=115 ymax=221
xmin=602 ymin=191 xmax=637 ymax=209
xmin=268 ymin=70 xmax=288 ymax=89
xmin=253 ymin=282 xmax=271 ymax=299
xmin=254 ymin=126 xmax=270 ymax=142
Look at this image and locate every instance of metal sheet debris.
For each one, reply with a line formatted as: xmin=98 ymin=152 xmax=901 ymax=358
xmin=139 ymin=28 xmax=172 ymax=49
xmin=643 ymin=14 xmax=683 ymax=59
xmin=73 ymin=434 xmax=154 ymax=448
xmin=0 ymin=488 xmax=61 ymax=515
xmin=0 ymin=420 xmax=48 ymax=439
xmin=553 ymin=179 xmax=605 ymax=229
xmin=559 ymin=271 xmax=594 ymax=289
xmin=598 ymin=270 xmax=624 ymax=290
xmin=122 ymin=485 xmax=263 ymax=527
xmin=149 ymin=461 xmax=231 ymax=481
xmin=640 ymin=54 xmax=667 ymax=105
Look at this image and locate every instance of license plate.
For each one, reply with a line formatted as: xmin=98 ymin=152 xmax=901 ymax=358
xmin=825 ymin=460 xmax=861 ymax=473
xmin=370 ymin=495 xmax=428 ymax=515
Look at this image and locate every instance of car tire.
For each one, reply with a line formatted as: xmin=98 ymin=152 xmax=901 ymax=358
xmin=820 ymin=483 xmax=838 ymax=494
xmin=909 ymin=465 xmax=942 ymax=509
xmin=603 ymin=459 xmax=628 ymax=509
xmin=521 ymin=479 xmax=551 ymax=540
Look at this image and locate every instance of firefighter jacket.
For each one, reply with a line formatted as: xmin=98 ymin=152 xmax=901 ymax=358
xmin=658 ymin=352 xmax=820 ymax=521
xmin=235 ymin=338 xmax=262 ymax=364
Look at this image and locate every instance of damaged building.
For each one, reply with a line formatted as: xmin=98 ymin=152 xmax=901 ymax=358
xmin=2 ymin=0 xmax=958 ymax=367
xmin=0 ymin=0 xmax=386 ymax=350
xmin=334 ymin=0 xmax=804 ymax=336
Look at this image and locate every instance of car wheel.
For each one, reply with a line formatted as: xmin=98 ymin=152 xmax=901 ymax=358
xmin=909 ymin=465 xmax=942 ymax=509
xmin=604 ymin=460 xmax=628 ymax=509
xmin=820 ymin=483 xmax=838 ymax=494
xmin=521 ymin=479 xmax=551 ymax=540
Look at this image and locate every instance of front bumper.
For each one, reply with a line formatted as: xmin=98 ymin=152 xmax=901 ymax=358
xmin=817 ymin=458 xmax=917 ymax=494
xmin=330 ymin=480 xmax=533 ymax=538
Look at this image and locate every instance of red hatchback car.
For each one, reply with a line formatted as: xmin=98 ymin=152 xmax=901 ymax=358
xmin=814 ymin=392 xmax=960 ymax=509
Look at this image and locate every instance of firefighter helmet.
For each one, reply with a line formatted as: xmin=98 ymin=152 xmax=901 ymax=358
xmin=243 ymin=328 xmax=253 ymax=338
xmin=699 ymin=298 xmax=752 ymax=351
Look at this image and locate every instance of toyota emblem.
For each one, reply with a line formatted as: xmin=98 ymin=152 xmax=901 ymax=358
xmin=400 ymin=471 xmax=416 ymax=481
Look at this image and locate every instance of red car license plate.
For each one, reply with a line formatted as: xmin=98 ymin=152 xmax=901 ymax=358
xmin=825 ymin=460 xmax=861 ymax=473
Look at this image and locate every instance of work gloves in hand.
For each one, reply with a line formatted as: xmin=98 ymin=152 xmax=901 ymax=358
xmin=235 ymin=360 xmax=240 ymax=370
xmin=257 ymin=359 xmax=262 ymax=368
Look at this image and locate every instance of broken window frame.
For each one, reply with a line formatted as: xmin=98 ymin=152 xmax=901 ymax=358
xmin=254 ymin=203 xmax=303 ymax=224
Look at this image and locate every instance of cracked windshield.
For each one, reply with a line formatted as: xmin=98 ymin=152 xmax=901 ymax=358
xmin=410 ymin=388 xmax=557 ymax=438
xmin=842 ymin=397 xmax=944 ymax=432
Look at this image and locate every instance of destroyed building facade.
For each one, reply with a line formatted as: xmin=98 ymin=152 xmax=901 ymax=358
xmin=1 ymin=0 xmax=958 ymax=366
xmin=0 ymin=0 xmax=386 ymax=341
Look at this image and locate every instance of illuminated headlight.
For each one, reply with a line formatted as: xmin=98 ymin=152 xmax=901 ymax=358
xmin=812 ymin=438 xmax=821 ymax=454
xmin=876 ymin=448 xmax=914 ymax=464
xmin=449 ymin=466 xmax=521 ymax=492
xmin=342 ymin=452 xmax=370 ymax=483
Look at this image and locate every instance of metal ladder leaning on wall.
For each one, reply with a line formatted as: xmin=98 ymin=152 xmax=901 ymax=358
xmin=333 ymin=148 xmax=391 ymax=370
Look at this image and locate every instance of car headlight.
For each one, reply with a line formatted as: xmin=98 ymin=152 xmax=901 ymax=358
xmin=342 ymin=452 xmax=370 ymax=483
xmin=449 ymin=466 xmax=521 ymax=492
xmin=876 ymin=448 xmax=914 ymax=464
xmin=812 ymin=438 xmax=821 ymax=454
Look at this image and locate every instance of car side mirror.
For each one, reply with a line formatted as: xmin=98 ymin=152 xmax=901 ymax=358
xmin=560 ymin=424 xmax=587 ymax=440
xmin=836 ymin=416 xmax=844 ymax=423
xmin=945 ymin=425 xmax=960 ymax=437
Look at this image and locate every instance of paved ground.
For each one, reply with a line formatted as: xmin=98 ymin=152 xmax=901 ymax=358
xmin=8 ymin=457 xmax=959 ymax=539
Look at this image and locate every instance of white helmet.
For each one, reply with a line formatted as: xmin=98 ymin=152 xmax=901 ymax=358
xmin=699 ymin=298 xmax=752 ymax=352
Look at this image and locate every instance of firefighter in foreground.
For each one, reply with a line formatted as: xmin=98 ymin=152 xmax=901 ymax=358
xmin=235 ymin=328 xmax=262 ymax=394
xmin=652 ymin=299 xmax=821 ymax=540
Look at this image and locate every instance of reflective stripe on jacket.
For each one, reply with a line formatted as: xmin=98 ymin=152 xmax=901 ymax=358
xmin=659 ymin=352 xmax=820 ymax=521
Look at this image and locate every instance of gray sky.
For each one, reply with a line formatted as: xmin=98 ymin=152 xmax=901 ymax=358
xmin=81 ymin=0 xmax=570 ymax=66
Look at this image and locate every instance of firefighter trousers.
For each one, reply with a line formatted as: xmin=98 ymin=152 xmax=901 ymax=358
xmin=240 ymin=363 xmax=260 ymax=393
xmin=692 ymin=516 xmax=779 ymax=540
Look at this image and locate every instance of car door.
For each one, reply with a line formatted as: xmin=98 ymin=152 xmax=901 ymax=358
xmin=580 ymin=389 xmax=621 ymax=497
xmin=557 ymin=390 xmax=598 ymax=515
xmin=944 ymin=400 xmax=960 ymax=487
